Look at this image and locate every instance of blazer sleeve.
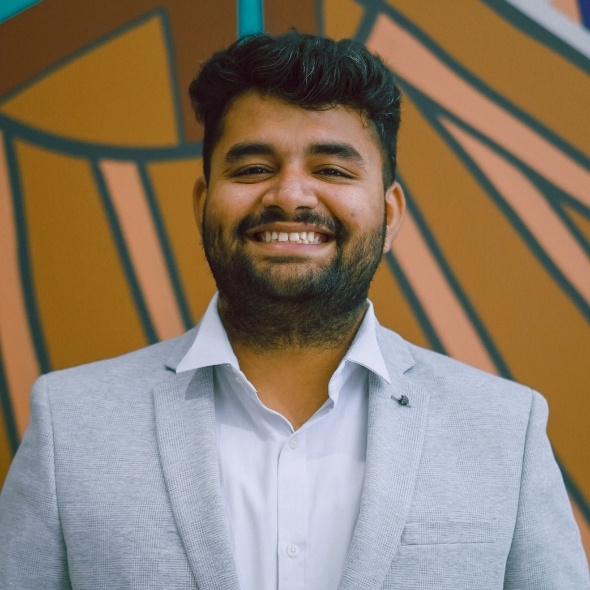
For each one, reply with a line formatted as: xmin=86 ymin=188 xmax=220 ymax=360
xmin=0 ymin=376 xmax=72 ymax=590
xmin=504 ymin=390 xmax=590 ymax=589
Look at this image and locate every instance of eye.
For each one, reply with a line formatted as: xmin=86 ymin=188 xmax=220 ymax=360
xmin=234 ymin=165 xmax=272 ymax=176
xmin=316 ymin=167 xmax=353 ymax=179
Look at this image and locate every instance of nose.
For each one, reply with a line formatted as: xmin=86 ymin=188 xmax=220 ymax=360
xmin=261 ymin=168 xmax=319 ymax=212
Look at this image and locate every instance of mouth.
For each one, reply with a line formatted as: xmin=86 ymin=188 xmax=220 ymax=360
xmin=246 ymin=224 xmax=333 ymax=246
xmin=254 ymin=230 xmax=328 ymax=244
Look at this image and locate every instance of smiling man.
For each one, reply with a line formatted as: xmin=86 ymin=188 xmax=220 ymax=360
xmin=0 ymin=32 xmax=588 ymax=590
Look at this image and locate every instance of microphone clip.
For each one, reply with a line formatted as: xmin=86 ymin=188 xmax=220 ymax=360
xmin=391 ymin=394 xmax=410 ymax=406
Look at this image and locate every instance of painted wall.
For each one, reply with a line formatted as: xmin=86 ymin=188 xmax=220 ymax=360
xmin=1 ymin=0 xmax=589 ymax=559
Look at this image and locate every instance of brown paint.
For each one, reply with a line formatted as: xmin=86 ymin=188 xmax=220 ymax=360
xmin=369 ymin=262 xmax=431 ymax=349
xmin=442 ymin=117 xmax=590 ymax=305
xmin=16 ymin=141 xmax=148 ymax=370
xmin=388 ymin=0 xmax=590 ymax=155
xmin=99 ymin=160 xmax=186 ymax=340
xmin=146 ymin=158 xmax=217 ymax=323
xmin=265 ymin=0 xmax=317 ymax=35
xmin=395 ymin=95 xmax=590 ymax=503
xmin=0 ymin=0 xmax=236 ymax=143
xmin=0 ymin=133 xmax=40 ymax=436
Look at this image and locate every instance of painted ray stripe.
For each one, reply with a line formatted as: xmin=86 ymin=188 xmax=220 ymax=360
xmin=0 ymin=131 xmax=40 ymax=436
xmin=238 ymin=0 xmax=264 ymax=36
xmin=503 ymin=0 xmax=590 ymax=56
xmin=367 ymin=14 xmax=590 ymax=209
xmin=99 ymin=160 xmax=185 ymax=341
xmin=441 ymin=117 xmax=590 ymax=307
xmin=393 ymin=211 xmax=497 ymax=374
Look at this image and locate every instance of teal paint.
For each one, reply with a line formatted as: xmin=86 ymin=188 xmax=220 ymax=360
xmin=0 ymin=0 xmax=42 ymax=24
xmin=238 ymin=0 xmax=264 ymax=37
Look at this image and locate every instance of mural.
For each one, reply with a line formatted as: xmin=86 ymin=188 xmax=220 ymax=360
xmin=1 ymin=0 xmax=588 ymax=559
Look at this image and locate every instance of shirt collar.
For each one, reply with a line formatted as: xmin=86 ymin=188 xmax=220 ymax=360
xmin=176 ymin=294 xmax=390 ymax=383
xmin=176 ymin=293 xmax=239 ymax=373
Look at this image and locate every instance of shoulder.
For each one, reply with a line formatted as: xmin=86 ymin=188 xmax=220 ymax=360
xmin=38 ymin=327 xmax=199 ymax=406
xmin=376 ymin=325 xmax=539 ymax=420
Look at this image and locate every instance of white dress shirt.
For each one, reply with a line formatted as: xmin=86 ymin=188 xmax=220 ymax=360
xmin=176 ymin=295 xmax=390 ymax=590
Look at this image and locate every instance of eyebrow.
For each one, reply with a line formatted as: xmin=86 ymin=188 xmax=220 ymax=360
xmin=223 ymin=141 xmax=367 ymax=167
xmin=224 ymin=142 xmax=275 ymax=163
xmin=307 ymin=143 xmax=366 ymax=166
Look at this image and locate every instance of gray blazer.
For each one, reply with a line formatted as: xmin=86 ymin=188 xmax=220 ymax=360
xmin=1 ymin=326 xmax=588 ymax=589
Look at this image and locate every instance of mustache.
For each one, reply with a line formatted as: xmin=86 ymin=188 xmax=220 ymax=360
xmin=236 ymin=208 xmax=344 ymax=238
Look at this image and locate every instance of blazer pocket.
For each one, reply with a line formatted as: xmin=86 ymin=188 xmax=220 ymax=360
xmin=401 ymin=517 xmax=498 ymax=545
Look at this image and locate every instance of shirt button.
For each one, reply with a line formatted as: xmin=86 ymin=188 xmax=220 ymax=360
xmin=286 ymin=544 xmax=300 ymax=557
xmin=289 ymin=437 xmax=299 ymax=450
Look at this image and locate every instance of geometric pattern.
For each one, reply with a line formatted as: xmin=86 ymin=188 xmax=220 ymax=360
xmin=1 ymin=0 xmax=588 ymax=560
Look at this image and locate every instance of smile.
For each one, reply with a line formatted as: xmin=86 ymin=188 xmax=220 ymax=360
xmin=255 ymin=230 xmax=327 ymax=244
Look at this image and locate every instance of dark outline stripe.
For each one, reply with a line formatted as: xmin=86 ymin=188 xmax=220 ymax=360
xmin=383 ymin=250 xmax=446 ymax=355
xmin=353 ymin=0 xmax=381 ymax=46
xmin=91 ymin=160 xmax=158 ymax=344
xmin=157 ymin=8 xmax=185 ymax=145
xmin=3 ymin=133 xmax=51 ymax=374
xmin=314 ymin=0 xmax=325 ymax=36
xmin=0 ymin=113 xmax=202 ymax=162
xmin=531 ymin=174 xmax=590 ymax=259
xmin=0 ymin=344 xmax=20 ymax=453
xmin=581 ymin=0 xmax=590 ymax=28
xmin=353 ymin=0 xmax=590 ymax=171
xmin=341 ymin=0 xmax=590 ymax=527
xmin=1 ymin=9 xmax=173 ymax=105
xmin=400 ymin=178 xmax=514 ymax=378
xmin=138 ymin=164 xmax=194 ymax=329
xmin=480 ymin=0 xmax=590 ymax=68
xmin=551 ymin=200 xmax=590 ymax=256
xmin=402 ymin=83 xmax=589 ymax=320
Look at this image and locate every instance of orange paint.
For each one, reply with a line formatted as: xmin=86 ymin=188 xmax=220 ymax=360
xmin=393 ymin=212 xmax=497 ymax=374
xmin=441 ymin=117 xmax=590 ymax=306
xmin=0 ymin=133 xmax=40 ymax=435
xmin=367 ymin=14 xmax=590 ymax=209
xmin=551 ymin=0 xmax=582 ymax=24
xmin=99 ymin=160 xmax=185 ymax=341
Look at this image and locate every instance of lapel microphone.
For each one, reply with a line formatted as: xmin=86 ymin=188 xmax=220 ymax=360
xmin=391 ymin=394 xmax=410 ymax=406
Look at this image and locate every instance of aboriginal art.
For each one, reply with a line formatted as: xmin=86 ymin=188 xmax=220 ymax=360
xmin=1 ymin=0 xmax=589 ymax=558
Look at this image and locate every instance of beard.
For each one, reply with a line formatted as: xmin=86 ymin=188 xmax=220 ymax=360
xmin=201 ymin=207 xmax=386 ymax=350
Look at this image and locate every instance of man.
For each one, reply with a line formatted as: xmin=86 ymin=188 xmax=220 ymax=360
xmin=0 ymin=32 xmax=588 ymax=590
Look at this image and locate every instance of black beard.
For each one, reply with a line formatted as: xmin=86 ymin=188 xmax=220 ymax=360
xmin=201 ymin=208 xmax=386 ymax=350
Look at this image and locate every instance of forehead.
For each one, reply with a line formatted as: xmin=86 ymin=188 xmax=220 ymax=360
xmin=215 ymin=90 xmax=383 ymax=162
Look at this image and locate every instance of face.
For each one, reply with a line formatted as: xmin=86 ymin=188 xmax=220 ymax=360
xmin=194 ymin=90 xmax=405 ymax=308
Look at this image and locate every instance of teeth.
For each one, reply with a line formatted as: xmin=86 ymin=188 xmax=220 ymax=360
xmin=259 ymin=230 xmax=323 ymax=244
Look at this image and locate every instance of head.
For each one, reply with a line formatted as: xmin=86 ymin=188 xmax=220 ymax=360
xmin=189 ymin=32 xmax=402 ymax=189
xmin=188 ymin=33 xmax=405 ymax=350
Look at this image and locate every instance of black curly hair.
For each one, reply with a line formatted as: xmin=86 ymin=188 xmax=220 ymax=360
xmin=189 ymin=32 xmax=402 ymax=187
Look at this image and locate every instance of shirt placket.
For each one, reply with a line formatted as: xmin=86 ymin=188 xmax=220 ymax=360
xmin=277 ymin=431 xmax=308 ymax=590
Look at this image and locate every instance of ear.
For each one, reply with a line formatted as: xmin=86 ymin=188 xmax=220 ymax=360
xmin=192 ymin=176 xmax=208 ymax=236
xmin=382 ymin=181 xmax=406 ymax=254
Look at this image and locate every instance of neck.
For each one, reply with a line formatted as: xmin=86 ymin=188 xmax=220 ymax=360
xmin=218 ymin=294 xmax=367 ymax=352
xmin=221 ymin=301 xmax=367 ymax=429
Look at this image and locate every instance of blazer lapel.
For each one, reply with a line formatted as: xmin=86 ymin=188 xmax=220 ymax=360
xmin=153 ymin=364 xmax=240 ymax=590
xmin=339 ymin=330 xmax=430 ymax=590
